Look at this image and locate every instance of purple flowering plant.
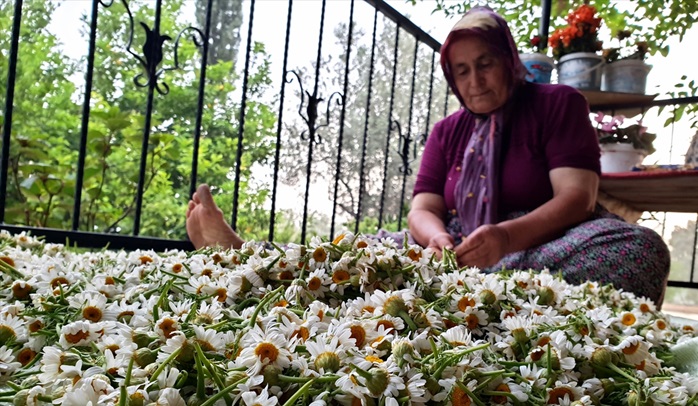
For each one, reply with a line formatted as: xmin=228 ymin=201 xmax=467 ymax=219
xmin=595 ymin=112 xmax=656 ymax=155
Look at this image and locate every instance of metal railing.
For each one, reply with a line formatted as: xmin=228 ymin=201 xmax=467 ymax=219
xmin=1 ymin=0 xmax=696 ymax=291
xmin=0 ymin=0 xmax=448 ymax=251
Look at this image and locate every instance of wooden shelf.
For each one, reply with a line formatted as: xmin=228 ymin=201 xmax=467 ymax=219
xmin=581 ymin=90 xmax=658 ymax=116
xmin=599 ymin=171 xmax=698 ymax=213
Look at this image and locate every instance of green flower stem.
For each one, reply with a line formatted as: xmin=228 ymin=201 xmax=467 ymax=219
xmin=184 ymin=301 xmax=199 ymax=324
xmin=148 ymin=347 xmax=182 ymax=383
xmin=281 ymin=378 xmax=316 ymax=406
xmin=606 ymin=363 xmax=640 ymax=383
xmin=473 ymin=376 xmax=497 ymax=393
xmin=247 ymin=286 xmax=284 ymax=329
xmin=8 ymin=369 xmax=41 ymax=379
xmin=119 ymin=385 xmax=127 ymax=406
xmin=194 ymin=342 xmax=232 ymax=404
xmin=398 ymin=310 xmax=418 ymax=331
xmin=200 ymin=375 xmax=250 ymax=406
xmin=194 ymin=345 xmax=206 ymax=399
xmin=5 ymin=381 xmax=22 ymax=391
xmin=0 ymin=258 xmax=24 ymax=279
xmin=483 ymin=390 xmax=519 ymax=401
xmin=234 ymin=297 xmax=261 ymax=313
xmin=0 ymin=391 xmax=15 ymax=397
xmin=278 ymin=374 xmax=339 ymax=384
xmin=457 ymin=381 xmax=486 ymax=406
xmin=119 ymin=358 xmax=134 ymax=406
xmin=159 ymin=269 xmax=189 ymax=280
xmin=270 ymin=241 xmax=286 ymax=254
xmin=126 ymin=357 xmax=135 ymax=385
xmin=433 ymin=343 xmax=490 ymax=380
xmin=479 ymin=369 xmax=507 ymax=376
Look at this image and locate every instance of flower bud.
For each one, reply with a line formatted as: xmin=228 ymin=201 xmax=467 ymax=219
xmin=425 ymin=376 xmax=442 ymax=396
xmin=537 ymin=287 xmax=555 ymax=306
xmin=134 ymin=348 xmax=157 ymax=367
xmin=315 ymin=352 xmax=341 ymax=373
xmin=350 ymin=274 xmax=362 ymax=287
xmin=479 ymin=290 xmax=497 ymax=305
xmin=262 ymin=364 xmax=282 ymax=386
xmin=383 ymin=296 xmax=408 ymax=317
xmin=392 ymin=339 xmax=416 ymax=368
xmin=225 ymin=371 xmax=248 ymax=387
xmin=365 ymin=368 xmax=389 ymax=397
xmin=187 ymin=394 xmax=206 ymax=406
xmin=13 ymin=390 xmax=28 ymax=406
xmin=512 ymin=328 xmax=529 ymax=344
xmin=129 ymin=391 xmax=147 ymax=406
xmin=133 ymin=331 xmax=156 ymax=349
xmin=590 ymin=347 xmax=613 ymax=369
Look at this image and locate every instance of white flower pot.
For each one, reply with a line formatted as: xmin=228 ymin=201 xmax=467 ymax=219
xmin=602 ymin=59 xmax=652 ymax=94
xmin=519 ymin=53 xmax=555 ymax=84
xmin=600 ymin=143 xmax=647 ymax=173
xmin=557 ymin=52 xmax=604 ymax=90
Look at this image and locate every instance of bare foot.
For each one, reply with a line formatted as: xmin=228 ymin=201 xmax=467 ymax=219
xmin=186 ymin=184 xmax=244 ymax=250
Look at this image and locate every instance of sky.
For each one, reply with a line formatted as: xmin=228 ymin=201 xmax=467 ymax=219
xmin=47 ymin=0 xmax=697 ymax=232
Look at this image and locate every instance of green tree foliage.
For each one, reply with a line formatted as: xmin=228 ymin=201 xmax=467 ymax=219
xmin=196 ymin=0 xmax=243 ymax=66
xmin=0 ymin=0 xmax=283 ymax=241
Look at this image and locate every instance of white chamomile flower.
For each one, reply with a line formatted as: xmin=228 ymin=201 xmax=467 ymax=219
xmin=237 ymin=325 xmax=294 ymax=376
xmin=242 ymin=386 xmax=278 ymax=406
xmin=58 ymin=320 xmax=102 ymax=348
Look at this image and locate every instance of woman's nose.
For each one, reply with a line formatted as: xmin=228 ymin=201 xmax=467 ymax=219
xmin=469 ymin=69 xmax=485 ymax=88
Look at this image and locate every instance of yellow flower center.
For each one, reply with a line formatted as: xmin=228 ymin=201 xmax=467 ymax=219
xmin=254 ymin=342 xmax=279 ymax=362
xmin=547 ymin=387 xmax=574 ymax=404
xmin=350 ymin=325 xmax=366 ymax=347
xmin=83 ymin=306 xmax=103 ymax=322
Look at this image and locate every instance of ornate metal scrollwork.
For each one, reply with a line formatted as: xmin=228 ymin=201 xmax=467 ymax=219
xmin=286 ymin=70 xmax=343 ymax=144
xmin=120 ymin=0 xmax=207 ymax=96
xmin=391 ymin=119 xmax=421 ymax=176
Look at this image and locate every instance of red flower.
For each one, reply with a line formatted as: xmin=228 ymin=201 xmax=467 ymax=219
xmin=548 ymin=4 xmax=604 ymax=60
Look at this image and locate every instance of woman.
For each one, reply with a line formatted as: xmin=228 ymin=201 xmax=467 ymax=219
xmin=407 ymin=6 xmax=669 ymax=305
xmin=187 ymin=7 xmax=670 ymax=306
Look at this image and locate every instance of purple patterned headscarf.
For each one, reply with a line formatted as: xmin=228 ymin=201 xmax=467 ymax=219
xmin=440 ymin=6 xmax=527 ymax=236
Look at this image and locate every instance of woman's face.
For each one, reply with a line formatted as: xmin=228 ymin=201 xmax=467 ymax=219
xmin=447 ymin=36 xmax=510 ymax=114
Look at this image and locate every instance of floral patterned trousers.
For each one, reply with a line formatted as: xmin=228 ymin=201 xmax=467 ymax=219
xmin=378 ymin=206 xmax=671 ymax=306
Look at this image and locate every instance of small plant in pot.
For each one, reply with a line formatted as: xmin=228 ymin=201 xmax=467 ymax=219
xmin=595 ymin=113 xmax=656 ymax=173
xmin=601 ymin=30 xmax=652 ymax=94
xmin=518 ymin=34 xmax=555 ymax=84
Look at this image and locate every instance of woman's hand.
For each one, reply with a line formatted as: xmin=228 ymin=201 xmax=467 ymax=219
xmin=454 ymin=224 xmax=510 ymax=268
xmin=427 ymin=232 xmax=455 ymax=259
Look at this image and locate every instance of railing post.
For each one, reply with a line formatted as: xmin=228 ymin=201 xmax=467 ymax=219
xmin=0 ymin=0 xmax=24 ymax=223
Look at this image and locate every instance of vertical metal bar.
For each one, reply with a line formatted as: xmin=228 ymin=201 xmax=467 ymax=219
xmin=231 ymin=0 xmax=256 ymax=229
xmin=300 ymin=0 xmax=328 ymax=244
xmin=424 ymin=50 xmax=435 ymax=137
xmin=397 ymin=39 xmax=419 ymax=230
xmin=269 ymin=0 xmax=294 ymax=242
xmin=72 ymin=0 xmax=101 ymax=231
xmin=330 ymin=0 xmax=355 ymax=239
xmin=354 ymin=7 xmax=377 ymax=235
xmin=0 ymin=0 xmax=23 ymax=222
xmin=690 ymin=213 xmax=698 ymax=283
xmin=539 ymin=0 xmax=552 ymax=51
xmin=377 ymin=25 xmax=400 ymax=230
xmin=133 ymin=0 xmax=164 ymax=235
xmin=188 ymin=0 xmax=214 ymax=199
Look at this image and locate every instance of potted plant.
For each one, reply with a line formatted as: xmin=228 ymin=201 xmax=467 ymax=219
xmin=594 ymin=112 xmax=656 ymax=173
xmin=518 ymin=35 xmax=555 ymax=84
xmin=601 ymin=30 xmax=652 ymax=94
xmin=548 ymin=4 xmax=604 ymax=90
